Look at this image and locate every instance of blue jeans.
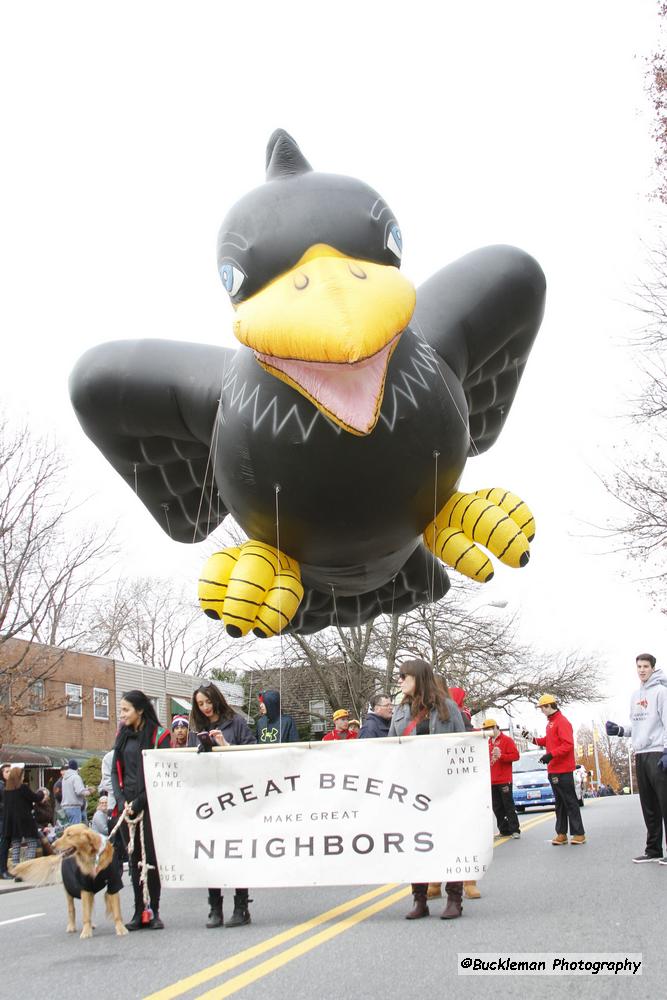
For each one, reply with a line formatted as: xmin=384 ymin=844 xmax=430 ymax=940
xmin=63 ymin=806 xmax=85 ymax=825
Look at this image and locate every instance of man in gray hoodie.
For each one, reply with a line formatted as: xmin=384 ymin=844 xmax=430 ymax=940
xmin=61 ymin=759 xmax=90 ymax=826
xmin=606 ymin=653 xmax=667 ymax=864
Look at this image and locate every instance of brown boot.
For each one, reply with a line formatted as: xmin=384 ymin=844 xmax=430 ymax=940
xmin=405 ymin=883 xmax=429 ymax=919
xmin=426 ymin=882 xmax=442 ymax=899
xmin=551 ymin=833 xmax=568 ymax=845
xmin=570 ymin=835 xmax=586 ymax=845
xmin=463 ymin=880 xmax=481 ymax=899
xmin=441 ymin=881 xmax=463 ymax=919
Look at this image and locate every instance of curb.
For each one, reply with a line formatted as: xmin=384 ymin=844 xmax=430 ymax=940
xmin=0 ymin=883 xmax=34 ymax=895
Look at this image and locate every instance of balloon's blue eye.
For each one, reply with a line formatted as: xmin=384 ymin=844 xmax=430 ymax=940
xmin=387 ymin=224 xmax=402 ymax=260
xmin=219 ymin=263 xmax=245 ymax=297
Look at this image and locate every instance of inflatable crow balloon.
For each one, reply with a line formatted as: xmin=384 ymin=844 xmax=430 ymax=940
xmin=70 ymin=130 xmax=545 ymax=638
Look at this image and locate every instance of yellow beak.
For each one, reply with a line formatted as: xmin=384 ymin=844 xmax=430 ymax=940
xmin=233 ymin=245 xmax=416 ymax=435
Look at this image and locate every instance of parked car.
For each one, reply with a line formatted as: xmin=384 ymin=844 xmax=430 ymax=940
xmin=512 ymin=749 xmax=556 ymax=812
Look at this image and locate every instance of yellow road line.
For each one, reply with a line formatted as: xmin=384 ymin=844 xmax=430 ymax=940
xmin=150 ymin=811 xmax=557 ymax=1000
xmin=494 ymin=812 xmax=554 ymax=844
xmin=195 ymin=887 xmax=410 ymax=1000
xmin=144 ymin=883 xmax=400 ymax=1000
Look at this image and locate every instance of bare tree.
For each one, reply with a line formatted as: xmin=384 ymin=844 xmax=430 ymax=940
xmin=249 ymin=580 xmax=604 ymax=721
xmin=575 ymin=722 xmax=628 ymax=791
xmin=81 ymin=575 xmax=239 ymax=676
xmin=604 ymin=245 xmax=667 ymax=611
xmin=648 ymin=4 xmax=667 ymax=205
xmin=0 ymin=419 xmax=114 ymax=734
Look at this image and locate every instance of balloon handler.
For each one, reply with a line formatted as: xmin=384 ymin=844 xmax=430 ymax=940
xmin=70 ymin=130 xmax=545 ymax=638
xmin=523 ymin=695 xmax=586 ymax=846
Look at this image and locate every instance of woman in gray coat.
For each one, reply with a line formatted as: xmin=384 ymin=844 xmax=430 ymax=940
xmin=388 ymin=659 xmax=466 ymax=920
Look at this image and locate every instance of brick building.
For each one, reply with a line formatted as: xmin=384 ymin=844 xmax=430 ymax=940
xmin=0 ymin=638 xmax=243 ymax=787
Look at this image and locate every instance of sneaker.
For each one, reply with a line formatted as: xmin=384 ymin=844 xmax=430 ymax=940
xmin=570 ymin=835 xmax=586 ymax=845
xmin=632 ymin=854 xmax=661 ymax=863
xmin=658 ymin=858 xmax=667 ymax=866
xmin=511 ymin=832 xmax=521 ymax=839
xmin=551 ymin=834 xmax=568 ymax=845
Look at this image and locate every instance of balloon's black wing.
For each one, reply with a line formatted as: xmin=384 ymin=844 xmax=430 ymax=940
xmin=412 ymin=245 xmax=546 ymax=456
xmin=69 ymin=339 xmax=236 ymax=542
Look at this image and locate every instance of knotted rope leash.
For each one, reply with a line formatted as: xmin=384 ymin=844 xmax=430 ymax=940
xmin=108 ymin=805 xmax=155 ymax=923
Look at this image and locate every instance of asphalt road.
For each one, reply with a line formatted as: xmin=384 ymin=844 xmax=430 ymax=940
xmin=2 ymin=796 xmax=662 ymax=1000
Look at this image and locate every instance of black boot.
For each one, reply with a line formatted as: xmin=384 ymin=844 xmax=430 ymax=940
xmin=405 ymin=883 xmax=429 ymax=920
xmin=126 ymin=866 xmax=145 ymax=930
xmin=207 ymin=890 xmax=223 ymax=928
xmin=226 ymin=889 xmax=251 ymax=927
xmin=125 ymin=911 xmax=144 ymax=931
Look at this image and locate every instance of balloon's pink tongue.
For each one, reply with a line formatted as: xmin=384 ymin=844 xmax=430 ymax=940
xmin=257 ymin=338 xmax=397 ymax=433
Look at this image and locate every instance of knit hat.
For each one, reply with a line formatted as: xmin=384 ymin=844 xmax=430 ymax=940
xmin=171 ymin=715 xmax=189 ymax=729
xmin=67 ymin=759 xmax=78 ymax=770
xmin=332 ymin=709 xmax=349 ymax=721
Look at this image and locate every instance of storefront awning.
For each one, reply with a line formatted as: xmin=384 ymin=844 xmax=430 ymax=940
xmin=170 ymin=696 xmax=192 ymax=717
xmin=1 ymin=745 xmax=104 ymax=768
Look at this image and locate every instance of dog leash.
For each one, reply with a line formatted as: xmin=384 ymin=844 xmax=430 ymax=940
xmin=108 ymin=806 xmax=155 ymax=924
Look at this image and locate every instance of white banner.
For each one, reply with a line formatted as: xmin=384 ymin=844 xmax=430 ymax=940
xmin=144 ymin=733 xmax=493 ymax=888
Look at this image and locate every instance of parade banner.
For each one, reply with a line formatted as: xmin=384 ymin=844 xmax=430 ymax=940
xmin=144 ymin=733 xmax=493 ymax=889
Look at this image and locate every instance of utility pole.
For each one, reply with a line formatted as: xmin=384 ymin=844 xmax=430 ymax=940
xmin=592 ymin=720 xmax=603 ymax=788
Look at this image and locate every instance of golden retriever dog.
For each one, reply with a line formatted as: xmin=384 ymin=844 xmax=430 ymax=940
xmin=13 ymin=824 xmax=128 ymax=939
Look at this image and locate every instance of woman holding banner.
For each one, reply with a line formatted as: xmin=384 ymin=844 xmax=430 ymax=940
xmin=189 ymin=683 xmax=256 ymax=928
xmin=388 ymin=659 xmax=467 ymax=920
xmin=112 ymin=690 xmax=171 ymax=930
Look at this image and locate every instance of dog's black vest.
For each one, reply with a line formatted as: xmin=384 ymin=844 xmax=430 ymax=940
xmin=62 ymin=852 xmax=123 ymax=899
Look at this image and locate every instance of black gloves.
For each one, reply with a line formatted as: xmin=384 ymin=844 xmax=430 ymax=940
xmin=539 ymin=753 xmax=553 ymax=765
xmin=605 ymin=721 xmax=624 ymax=737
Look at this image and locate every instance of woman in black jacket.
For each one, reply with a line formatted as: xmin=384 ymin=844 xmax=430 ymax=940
xmin=3 ymin=765 xmax=45 ymax=870
xmin=111 ymin=690 xmax=170 ymax=931
xmin=188 ymin=683 xmax=256 ymax=928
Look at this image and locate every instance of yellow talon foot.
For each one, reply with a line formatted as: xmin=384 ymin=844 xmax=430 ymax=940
xmin=198 ymin=541 xmax=303 ymax=638
xmin=423 ymin=488 xmax=535 ymax=582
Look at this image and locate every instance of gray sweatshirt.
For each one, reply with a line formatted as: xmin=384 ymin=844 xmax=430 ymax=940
xmin=61 ymin=768 xmax=86 ymax=808
xmin=622 ymin=669 xmax=667 ymax=753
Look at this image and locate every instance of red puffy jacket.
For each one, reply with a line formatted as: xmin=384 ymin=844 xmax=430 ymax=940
xmin=534 ymin=710 xmax=575 ymax=774
xmin=488 ymin=732 xmax=520 ymax=784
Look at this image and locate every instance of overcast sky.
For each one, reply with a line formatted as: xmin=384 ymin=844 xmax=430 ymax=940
xmin=2 ymin=1 xmax=665 ymax=734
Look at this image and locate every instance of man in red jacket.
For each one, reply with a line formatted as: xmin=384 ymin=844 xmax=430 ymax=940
xmin=322 ymin=709 xmax=353 ymax=741
xmin=523 ymin=694 xmax=586 ymax=846
xmin=482 ymin=719 xmax=521 ymax=838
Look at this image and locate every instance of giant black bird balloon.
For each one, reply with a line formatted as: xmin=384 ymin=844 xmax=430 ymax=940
xmin=70 ymin=130 xmax=546 ymax=638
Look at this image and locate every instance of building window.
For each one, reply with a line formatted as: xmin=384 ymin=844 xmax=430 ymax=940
xmin=308 ymin=699 xmax=326 ymax=734
xmin=65 ymin=683 xmax=83 ymax=718
xmin=0 ymin=680 xmax=11 ymax=710
xmin=93 ymin=688 xmax=109 ymax=721
xmin=148 ymin=696 xmax=160 ymax=716
xmin=28 ymin=680 xmax=45 ymax=711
